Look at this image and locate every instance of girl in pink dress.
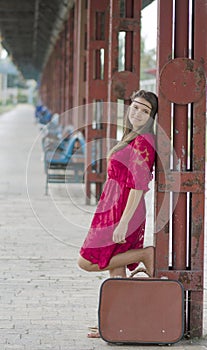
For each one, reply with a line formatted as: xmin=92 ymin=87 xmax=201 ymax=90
xmin=78 ymin=90 xmax=158 ymax=336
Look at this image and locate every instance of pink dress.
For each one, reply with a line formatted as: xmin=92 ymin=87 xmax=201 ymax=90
xmin=80 ymin=133 xmax=155 ymax=271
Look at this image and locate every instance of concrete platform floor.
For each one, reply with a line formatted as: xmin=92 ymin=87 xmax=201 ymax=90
xmin=0 ymin=104 xmax=207 ymax=350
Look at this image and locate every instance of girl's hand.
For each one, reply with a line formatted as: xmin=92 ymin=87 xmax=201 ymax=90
xmin=112 ymin=221 xmax=128 ymax=244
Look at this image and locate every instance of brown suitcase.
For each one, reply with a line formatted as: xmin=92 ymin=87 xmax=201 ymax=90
xmin=98 ymin=277 xmax=184 ymax=345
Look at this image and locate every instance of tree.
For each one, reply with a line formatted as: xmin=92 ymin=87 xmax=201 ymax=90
xmin=140 ymin=36 xmax=156 ymax=80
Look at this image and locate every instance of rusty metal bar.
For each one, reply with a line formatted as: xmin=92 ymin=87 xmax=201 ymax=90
xmin=155 ymin=0 xmax=173 ymax=271
xmin=68 ymin=7 xmax=74 ymax=113
xmin=72 ymin=0 xmax=87 ymax=132
xmin=158 ymin=171 xmax=204 ymax=193
xmin=125 ymin=31 xmax=133 ymax=71
xmin=172 ymin=0 xmax=189 ymax=272
xmin=51 ymin=50 xmax=57 ymax=112
xmin=64 ymin=17 xmax=70 ymax=119
xmin=174 ymin=0 xmax=189 ymax=57
xmin=60 ymin=28 xmax=65 ymax=115
xmin=156 ymin=270 xmax=202 ymax=291
xmin=64 ymin=11 xmax=75 ymax=125
xmin=54 ymin=39 xmax=61 ymax=114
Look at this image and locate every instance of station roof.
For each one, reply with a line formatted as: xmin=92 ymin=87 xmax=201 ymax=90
xmin=0 ymin=0 xmax=154 ymax=81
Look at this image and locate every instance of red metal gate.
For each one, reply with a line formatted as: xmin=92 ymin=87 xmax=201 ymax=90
xmin=155 ymin=0 xmax=206 ymax=337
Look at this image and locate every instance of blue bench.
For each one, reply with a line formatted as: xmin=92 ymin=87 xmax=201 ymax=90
xmin=44 ymin=132 xmax=85 ymax=194
xmin=35 ymin=105 xmax=52 ymax=125
xmin=41 ymin=113 xmax=63 ymax=152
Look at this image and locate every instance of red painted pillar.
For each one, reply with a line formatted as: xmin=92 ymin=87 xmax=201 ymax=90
xmin=85 ymin=0 xmax=110 ymax=203
xmin=60 ymin=28 xmax=66 ymax=116
xmin=73 ymin=0 xmax=87 ymax=112
xmin=65 ymin=7 xmax=74 ymax=125
xmin=156 ymin=0 xmax=206 ymax=337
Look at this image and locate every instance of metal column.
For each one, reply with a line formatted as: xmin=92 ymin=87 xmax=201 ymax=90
xmin=73 ymin=0 xmax=87 ymax=114
xmin=64 ymin=9 xmax=74 ymax=115
xmin=85 ymin=0 xmax=110 ymax=203
xmin=40 ymin=7 xmax=75 ymax=121
xmin=59 ymin=28 xmax=66 ymax=116
xmin=155 ymin=0 xmax=206 ymax=337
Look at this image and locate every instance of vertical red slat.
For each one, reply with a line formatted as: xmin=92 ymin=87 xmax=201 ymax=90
xmin=64 ymin=17 xmax=70 ymax=118
xmin=51 ymin=51 xmax=56 ymax=112
xmin=68 ymin=8 xmax=74 ymax=113
xmin=125 ymin=32 xmax=133 ymax=71
xmin=60 ymin=29 xmax=66 ymax=115
xmin=56 ymin=39 xmax=61 ymax=114
xmin=174 ymin=0 xmax=189 ymax=57
xmin=172 ymin=0 xmax=189 ymax=271
xmin=155 ymin=0 xmax=173 ymax=271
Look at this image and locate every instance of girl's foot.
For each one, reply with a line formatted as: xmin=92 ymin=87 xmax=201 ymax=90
xmin=130 ymin=266 xmax=149 ymax=278
xmin=130 ymin=246 xmax=155 ymax=278
xmin=87 ymin=330 xmax=100 ymax=338
xmin=87 ymin=326 xmax=100 ymax=338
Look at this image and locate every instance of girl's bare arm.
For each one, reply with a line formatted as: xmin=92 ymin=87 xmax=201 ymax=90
xmin=112 ymin=189 xmax=143 ymax=243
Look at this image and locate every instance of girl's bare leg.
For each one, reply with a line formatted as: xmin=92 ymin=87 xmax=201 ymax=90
xmin=78 ymin=246 xmax=154 ymax=277
xmin=87 ymin=266 xmax=126 ymax=338
xmin=84 ymin=248 xmax=153 ymax=339
xmin=109 ymin=266 xmax=126 ymax=278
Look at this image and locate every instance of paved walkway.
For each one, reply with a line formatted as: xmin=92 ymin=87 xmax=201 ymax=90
xmin=0 ymin=104 xmax=207 ymax=350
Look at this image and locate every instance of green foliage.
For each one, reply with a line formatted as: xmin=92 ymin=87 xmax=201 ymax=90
xmin=0 ymin=104 xmax=14 ymax=114
xmin=17 ymin=93 xmax=28 ymax=103
xmin=140 ymin=36 xmax=156 ymax=80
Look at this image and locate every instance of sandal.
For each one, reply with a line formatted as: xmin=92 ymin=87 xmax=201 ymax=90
xmin=87 ymin=330 xmax=100 ymax=338
xmin=130 ymin=246 xmax=155 ymax=278
xmin=130 ymin=267 xmax=151 ymax=278
xmin=87 ymin=326 xmax=100 ymax=338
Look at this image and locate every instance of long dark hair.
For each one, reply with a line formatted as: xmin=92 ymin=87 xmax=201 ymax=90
xmin=108 ymin=89 xmax=158 ymax=158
